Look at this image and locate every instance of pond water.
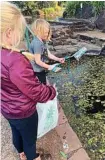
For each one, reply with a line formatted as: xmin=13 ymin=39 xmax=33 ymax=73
xmin=48 ymin=55 xmax=105 ymax=160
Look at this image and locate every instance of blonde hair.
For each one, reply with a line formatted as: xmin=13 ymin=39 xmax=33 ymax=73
xmin=1 ymin=2 xmax=26 ymax=47
xmin=31 ymin=19 xmax=52 ymax=40
xmin=0 ymin=2 xmax=36 ymax=61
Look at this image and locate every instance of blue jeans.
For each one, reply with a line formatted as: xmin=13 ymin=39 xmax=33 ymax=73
xmin=8 ymin=111 xmax=39 ymax=160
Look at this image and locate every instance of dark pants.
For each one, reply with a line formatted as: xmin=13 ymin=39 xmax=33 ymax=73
xmin=8 ymin=111 xmax=39 ymax=160
xmin=35 ymin=70 xmax=47 ymax=84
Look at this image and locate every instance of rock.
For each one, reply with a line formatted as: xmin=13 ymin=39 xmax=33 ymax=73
xmin=53 ymin=45 xmax=78 ymax=56
xmin=70 ymin=39 xmax=78 ymax=45
xmin=95 ymin=10 xmax=105 ymax=30
xmin=52 ymin=26 xmax=73 ymax=40
xmin=74 ymin=42 xmax=101 ymax=51
xmin=100 ymin=45 xmax=105 ymax=55
xmin=52 ymin=41 xmax=62 ymax=46
xmin=75 ymin=4 xmax=94 ymax=19
xmin=95 ymin=38 xmax=103 ymax=46
xmin=63 ymin=11 xmax=68 ymax=18
xmin=52 ymin=33 xmax=58 ymax=39
xmin=102 ymin=29 xmax=105 ymax=33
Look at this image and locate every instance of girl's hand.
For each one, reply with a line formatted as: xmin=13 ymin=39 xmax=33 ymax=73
xmin=48 ymin=63 xmax=61 ymax=72
xmin=58 ymin=58 xmax=65 ymax=63
xmin=48 ymin=63 xmax=59 ymax=71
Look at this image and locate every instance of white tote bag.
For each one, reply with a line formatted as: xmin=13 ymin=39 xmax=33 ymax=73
xmin=36 ymin=96 xmax=58 ymax=138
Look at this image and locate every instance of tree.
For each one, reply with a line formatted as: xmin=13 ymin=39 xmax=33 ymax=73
xmin=12 ymin=1 xmax=56 ymax=16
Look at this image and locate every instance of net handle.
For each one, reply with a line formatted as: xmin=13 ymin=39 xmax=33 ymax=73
xmin=25 ymin=26 xmax=34 ymax=49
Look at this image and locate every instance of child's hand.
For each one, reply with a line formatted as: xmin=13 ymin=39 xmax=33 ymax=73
xmin=48 ymin=64 xmax=61 ymax=72
xmin=58 ymin=58 xmax=65 ymax=63
xmin=48 ymin=63 xmax=59 ymax=70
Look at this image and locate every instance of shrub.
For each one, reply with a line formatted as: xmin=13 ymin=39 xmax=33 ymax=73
xmin=65 ymin=1 xmax=91 ymax=17
xmin=55 ymin=6 xmax=62 ymax=12
xmin=91 ymin=1 xmax=105 ymax=16
xmin=65 ymin=1 xmax=105 ymax=17
xmin=42 ymin=7 xmax=56 ymax=19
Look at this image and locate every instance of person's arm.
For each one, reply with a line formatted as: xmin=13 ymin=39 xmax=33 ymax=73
xmin=34 ymin=54 xmax=49 ymax=69
xmin=9 ymin=55 xmax=56 ymax=103
xmin=34 ymin=54 xmax=60 ymax=71
xmin=47 ymin=49 xmax=65 ymax=63
xmin=47 ymin=49 xmax=59 ymax=61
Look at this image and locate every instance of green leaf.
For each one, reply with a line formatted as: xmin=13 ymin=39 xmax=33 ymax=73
xmin=60 ymin=151 xmax=67 ymax=158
